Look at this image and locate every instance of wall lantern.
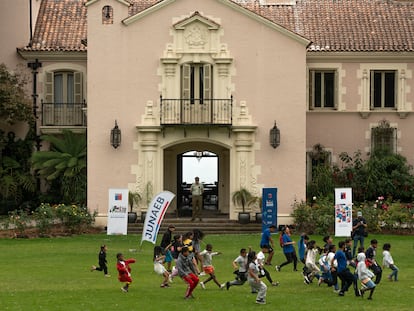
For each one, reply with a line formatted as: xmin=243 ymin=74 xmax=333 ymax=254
xmin=269 ymin=121 xmax=280 ymax=149
xmin=110 ymin=120 xmax=121 ymax=149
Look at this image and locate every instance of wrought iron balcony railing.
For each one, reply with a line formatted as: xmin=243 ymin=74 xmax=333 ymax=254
xmin=160 ymin=97 xmax=232 ymax=126
xmin=41 ymin=101 xmax=87 ymax=126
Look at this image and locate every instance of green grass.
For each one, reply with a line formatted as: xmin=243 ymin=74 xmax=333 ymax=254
xmin=0 ymin=233 xmax=412 ymax=311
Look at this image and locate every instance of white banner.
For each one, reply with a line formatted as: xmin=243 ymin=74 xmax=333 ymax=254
xmin=334 ymin=188 xmax=353 ymax=237
xmin=107 ymin=188 xmax=129 ymax=235
xmin=141 ymin=191 xmax=175 ymax=245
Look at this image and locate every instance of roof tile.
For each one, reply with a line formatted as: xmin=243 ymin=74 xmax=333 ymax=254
xmin=20 ymin=0 xmax=414 ymax=53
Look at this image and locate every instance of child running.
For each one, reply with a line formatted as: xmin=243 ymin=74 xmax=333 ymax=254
xmin=91 ymin=245 xmax=110 ymax=277
xmin=199 ymin=244 xmax=224 ymax=289
xmin=176 ymin=246 xmax=199 ymax=299
xmin=116 ymin=253 xmax=136 ymax=293
xmin=153 ymin=245 xmax=171 ymax=288
xmin=304 ymin=240 xmax=321 ymax=284
xmin=225 ymin=248 xmax=248 ymax=290
xmin=247 ymin=251 xmax=267 ymax=305
xmin=382 ymin=243 xmax=399 ymax=281
xmin=356 ymin=252 xmax=376 ymax=299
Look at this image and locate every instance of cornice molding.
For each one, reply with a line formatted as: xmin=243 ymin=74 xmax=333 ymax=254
xmin=307 ymin=52 xmax=414 ymax=62
xmin=17 ymin=50 xmax=87 ymax=61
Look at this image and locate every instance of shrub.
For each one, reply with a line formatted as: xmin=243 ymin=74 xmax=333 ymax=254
xmin=291 ymin=197 xmax=335 ymax=235
xmin=32 ymin=203 xmax=55 ymax=235
xmin=293 ymin=197 xmax=414 ymax=235
xmin=54 ymin=204 xmax=96 ymax=234
xmin=7 ymin=209 xmax=30 ymax=237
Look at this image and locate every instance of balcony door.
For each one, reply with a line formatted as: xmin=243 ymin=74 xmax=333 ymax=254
xmin=44 ymin=71 xmax=83 ymax=125
xmin=181 ymin=63 xmax=212 ymax=123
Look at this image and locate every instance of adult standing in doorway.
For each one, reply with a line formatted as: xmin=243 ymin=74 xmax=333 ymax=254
xmin=191 ymin=176 xmax=204 ymax=221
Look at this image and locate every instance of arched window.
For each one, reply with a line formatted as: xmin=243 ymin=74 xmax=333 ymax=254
xmin=102 ymin=6 xmax=113 ymax=24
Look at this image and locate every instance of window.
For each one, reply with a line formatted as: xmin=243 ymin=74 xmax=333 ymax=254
xmin=306 ymin=144 xmax=332 ymax=184
xmin=309 ymin=70 xmax=336 ymax=109
xmin=181 ymin=63 xmax=212 ymax=101
xmin=45 ymin=71 xmax=82 ymax=103
xmin=180 ymin=63 xmax=212 ymax=123
xmin=43 ymin=71 xmax=84 ymax=126
xmin=371 ymin=120 xmax=396 ymax=153
xmin=53 ymin=72 xmax=74 ymax=103
xmin=102 ymin=6 xmax=113 ymax=24
xmin=370 ymin=70 xmax=396 ymax=109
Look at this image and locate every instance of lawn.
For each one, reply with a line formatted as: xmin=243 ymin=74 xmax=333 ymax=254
xmin=0 ymin=232 xmax=412 ymax=311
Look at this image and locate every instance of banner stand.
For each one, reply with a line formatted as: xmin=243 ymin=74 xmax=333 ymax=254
xmin=334 ymin=188 xmax=353 ymax=237
xmin=107 ymin=189 xmax=128 ymax=235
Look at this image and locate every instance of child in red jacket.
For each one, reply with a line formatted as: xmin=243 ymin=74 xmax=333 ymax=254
xmin=116 ymin=253 xmax=136 ymax=292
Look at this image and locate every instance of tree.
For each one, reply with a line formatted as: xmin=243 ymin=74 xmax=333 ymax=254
xmin=0 ymin=64 xmax=36 ymax=213
xmin=31 ymin=130 xmax=87 ymax=204
xmin=232 ymin=188 xmax=255 ymax=212
xmin=0 ymin=63 xmax=34 ymax=125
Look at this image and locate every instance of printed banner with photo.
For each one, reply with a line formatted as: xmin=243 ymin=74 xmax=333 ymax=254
xmin=107 ymin=188 xmax=129 ymax=235
xmin=262 ymin=188 xmax=277 ymax=233
xmin=334 ymin=188 xmax=353 ymax=237
xmin=141 ymin=191 xmax=175 ymax=245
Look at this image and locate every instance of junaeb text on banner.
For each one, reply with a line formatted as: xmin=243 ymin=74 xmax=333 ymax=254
xmin=141 ymin=191 xmax=175 ymax=245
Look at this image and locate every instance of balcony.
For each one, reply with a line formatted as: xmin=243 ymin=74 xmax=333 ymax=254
xmin=160 ymin=97 xmax=232 ymax=126
xmin=41 ymin=102 xmax=87 ymax=127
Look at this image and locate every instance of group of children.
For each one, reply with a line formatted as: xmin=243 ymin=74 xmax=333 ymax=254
xmin=88 ymin=224 xmax=399 ymax=304
xmin=298 ymin=233 xmax=399 ymax=300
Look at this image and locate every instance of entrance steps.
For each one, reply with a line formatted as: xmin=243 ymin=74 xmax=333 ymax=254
xmin=127 ymin=213 xmax=262 ymax=235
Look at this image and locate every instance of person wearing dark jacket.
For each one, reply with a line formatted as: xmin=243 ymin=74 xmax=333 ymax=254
xmin=91 ymin=245 xmax=110 ymax=277
xmin=160 ymin=225 xmax=175 ymax=271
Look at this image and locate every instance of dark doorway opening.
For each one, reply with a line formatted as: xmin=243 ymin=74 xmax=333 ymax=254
xmin=177 ymin=151 xmax=218 ymax=217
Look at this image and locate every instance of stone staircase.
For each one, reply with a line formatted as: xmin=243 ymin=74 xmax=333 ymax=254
xmin=127 ymin=212 xmax=262 ymax=235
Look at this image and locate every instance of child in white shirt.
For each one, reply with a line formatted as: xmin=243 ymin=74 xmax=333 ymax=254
xmin=356 ymin=252 xmax=376 ymax=299
xmin=382 ymin=243 xmax=399 ymax=281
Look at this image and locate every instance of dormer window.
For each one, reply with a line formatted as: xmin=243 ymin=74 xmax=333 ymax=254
xmin=102 ymin=6 xmax=113 ymax=24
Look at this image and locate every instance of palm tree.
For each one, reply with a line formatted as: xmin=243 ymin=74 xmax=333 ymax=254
xmin=128 ymin=191 xmax=142 ymax=213
xmin=232 ymin=187 xmax=255 ymax=212
xmin=31 ymin=130 xmax=86 ymax=204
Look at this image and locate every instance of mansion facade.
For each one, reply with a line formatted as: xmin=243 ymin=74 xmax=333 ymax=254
xmin=1 ymin=0 xmax=414 ymax=225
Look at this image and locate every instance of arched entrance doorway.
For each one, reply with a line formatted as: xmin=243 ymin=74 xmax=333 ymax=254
xmin=163 ymin=141 xmax=230 ymax=218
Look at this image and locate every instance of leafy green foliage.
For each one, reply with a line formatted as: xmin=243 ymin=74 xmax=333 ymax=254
xmin=31 ymin=130 xmax=87 ymax=204
xmin=308 ymin=147 xmax=414 ymax=204
xmin=54 ymin=204 xmax=96 ymax=234
xmin=0 ymin=63 xmax=34 ymax=124
xmin=0 ymin=131 xmax=36 ymax=212
xmin=291 ymin=197 xmax=335 ymax=235
xmin=0 ymin=64 xmax=36 ymax=212
xmin=232 ymin=188 xmax=257 ymax=212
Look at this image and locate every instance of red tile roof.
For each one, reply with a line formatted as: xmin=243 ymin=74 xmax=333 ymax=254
xmin=20 ymin=0 xmax=414 ymax=53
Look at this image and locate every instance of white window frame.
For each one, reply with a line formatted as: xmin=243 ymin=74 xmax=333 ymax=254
xmin=370 ymin=70 xmax=397 ymax=109
xmin=359 ymin=64 xmax=410 ymax=117
xmin=308 ymin=69 xmax=337 ymax=110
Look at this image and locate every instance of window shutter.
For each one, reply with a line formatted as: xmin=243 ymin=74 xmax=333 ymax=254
xmin=74 ymin=72 xmax=83 ymax=103
xmin=308 ymin=70 xmax=314 ymax=110
xmin=203 ymin=64 xmax=212 ymax=100
xmin=44 ymin=71 xmax=54 ymax=102
xmin=334 ymin=70 xmax=338 ymax=109
xmin=182 ymin=64 xmax=191 ymax=99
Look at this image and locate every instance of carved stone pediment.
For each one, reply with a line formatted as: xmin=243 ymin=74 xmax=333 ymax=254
xmin=173 ymin=11 xmax=220 ymax=31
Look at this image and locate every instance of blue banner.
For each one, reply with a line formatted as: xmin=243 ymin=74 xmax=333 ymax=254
xmin=262 ymin=188 xmax=277 ymax=233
